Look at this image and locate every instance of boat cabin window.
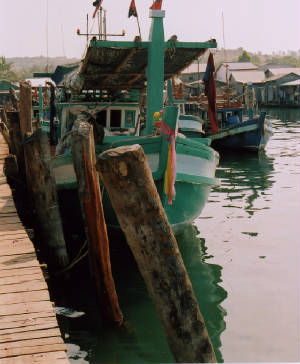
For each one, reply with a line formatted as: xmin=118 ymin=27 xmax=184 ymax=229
xmin=110 ymin=110 xmax=122 ymax=127
xmin=95 ymin=110 xmax=107 ymax=127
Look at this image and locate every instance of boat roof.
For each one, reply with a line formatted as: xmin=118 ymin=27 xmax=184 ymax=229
xmin=78 ymin=38 xmax=216 ymax=91
xmin=24 ymin=77 xmax=55 ymax=87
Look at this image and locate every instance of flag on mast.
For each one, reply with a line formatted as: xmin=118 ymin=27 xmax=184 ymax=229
xmin=150 ymin=0 xmax=162 ymax=10
xmin=128 ymin=0 xmax=137 ymax=17
xmin=92 ymin=0 xmax=103 ymax=19
xmin=203 ymin=52 xmax=219 ymax=133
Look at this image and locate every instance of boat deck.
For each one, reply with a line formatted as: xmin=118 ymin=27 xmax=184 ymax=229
xmin=0 ymin=135 xmax=69 ymax=364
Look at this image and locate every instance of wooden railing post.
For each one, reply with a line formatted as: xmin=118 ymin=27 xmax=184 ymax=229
xmin=71 ymin=117 xmax=123 ymax=326
xmin=96 ymin=144 xmax=216 ymax=363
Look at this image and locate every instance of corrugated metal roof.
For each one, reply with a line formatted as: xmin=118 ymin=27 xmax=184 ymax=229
xmin=221 ymin=62 xmax=258 ymax=70
xmin=25 ymin=77 xmax=55 ymax=87
xmin=264 ymin=73 xmax=300 ymax=82
xmin=230 ymin=70 xmax=265 ymax=83
xmin=280 ymin=79 xmax=300 ymax=87
xmin=267 ymin=68 xmax=300 ymax=76
xmin=180 ymin=63 xmax=207 ymax=74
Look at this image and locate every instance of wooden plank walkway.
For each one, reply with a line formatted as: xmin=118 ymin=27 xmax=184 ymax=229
xmin=0 ymin=135 xmax=70 ymax=364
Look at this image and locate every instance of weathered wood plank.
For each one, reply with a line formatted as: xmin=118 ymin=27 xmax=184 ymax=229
xmin=0 ymin=343 xmax=67 ymax=359
xmin=0 ymin=278 xmax=46 ymax=292
xmin=0 ymin=290 xmax=50 ymax=305
xmin=0 ymin=351 xmax=69 ymax=364
xmin=0 ymin=253 xmax=39 ymax=270
xmin=0 ymin=311 xmax=55 ymax=324
xmin=0 ymin=267 xmax=42 ymax=279
xmin=0 ymin=321 xmax=58 ymax=335
xmin=0 ymin=243 xmax=35 ymax=256
xmin=0 ymin=273 xmax=43 ymax=285
xmin=0 ymin=230 xmax=28 ymax=237
xmin=0 ymin=335 xmax=64 ymax=350
xmin=0 ymin=328 xmax=63 ymax=344
xmin=0 ymin=300 xmax=54 ymax=316
xmin=0 ymin=224 xmax=24 ymax=232
xmin=0 ymin=316 xmax=57 ymax=330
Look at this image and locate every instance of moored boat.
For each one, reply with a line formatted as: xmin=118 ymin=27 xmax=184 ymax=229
xmin=179 ymin=55 xmax=273 ymax=152
xmin=50 ymin=6 xmax=220 ymax=233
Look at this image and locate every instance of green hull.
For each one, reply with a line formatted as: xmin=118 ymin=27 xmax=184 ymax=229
xmin=51 ymin=134 xmax=219 ymax=234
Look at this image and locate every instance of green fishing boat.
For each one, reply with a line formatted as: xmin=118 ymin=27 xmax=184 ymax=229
xmin=50 ymin=6 xmax=219 ymax=233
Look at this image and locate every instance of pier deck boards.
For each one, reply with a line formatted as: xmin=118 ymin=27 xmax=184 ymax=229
xmin=0 ymin=135 xmax=70 ymax=364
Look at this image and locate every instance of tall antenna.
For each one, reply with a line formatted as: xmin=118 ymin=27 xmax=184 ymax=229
xmin=222 ymin=12 xmax=226 ymax=61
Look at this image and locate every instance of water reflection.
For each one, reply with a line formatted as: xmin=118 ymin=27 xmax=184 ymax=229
xmin=213 ymin=150 xmax=275 ymax=216
xmin=176 ymin=224 xmax=227 ymax=363
xmin=262 ymin=106 xmax=300 ymax=123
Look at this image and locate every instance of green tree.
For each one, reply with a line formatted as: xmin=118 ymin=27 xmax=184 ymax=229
xmin=0 ymin=57 xmax=18 ymax=81
xmin=238 ymin=50 xmax=251 ymax=62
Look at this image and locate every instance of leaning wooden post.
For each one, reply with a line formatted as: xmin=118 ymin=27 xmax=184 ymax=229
xmin=71 ymin=117 xmax=123 ymax=326
xmin=96 ymin=144 xmax=217 ymax=363
xmin=23 ymin=128 xmax=69 ymax=273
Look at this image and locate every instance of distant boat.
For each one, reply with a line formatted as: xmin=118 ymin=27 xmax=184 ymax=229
xmin=180 ymin=86 xmax=273 ymax=152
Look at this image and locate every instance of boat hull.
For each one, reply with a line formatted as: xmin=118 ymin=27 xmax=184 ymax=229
xmin=209 ymin=117 xmax=273 ymax=151
xmin=51 ymin=135 xmax=219 ymax=234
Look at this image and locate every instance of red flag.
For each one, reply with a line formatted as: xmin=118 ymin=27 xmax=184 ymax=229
xmin=203 ymin=53 xmax=218 ymax=133
xmin=128 ymin=0 xmax=137 ymax=17
xmin=150 ymin=0 xmax=162 ymax=10
xmin=92 ymin=0 xmax=103 ymax=19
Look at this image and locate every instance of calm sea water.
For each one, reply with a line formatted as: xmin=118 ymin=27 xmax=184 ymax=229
xmin=51 ymin=107 xmax=300 ymax=363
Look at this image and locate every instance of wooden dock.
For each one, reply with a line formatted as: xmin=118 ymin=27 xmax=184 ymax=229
xmin=0 ymin=135 xmax=70 ymax=364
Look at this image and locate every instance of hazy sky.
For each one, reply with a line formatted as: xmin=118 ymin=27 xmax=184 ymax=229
xmin=1 ymin=0 xmax=299 ymax=58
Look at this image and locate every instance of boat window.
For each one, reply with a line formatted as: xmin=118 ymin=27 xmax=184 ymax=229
xmin=95 ymin=110 xmax=107 ymax=127
xmin=110 ymin=110 xmax=122 ymax=127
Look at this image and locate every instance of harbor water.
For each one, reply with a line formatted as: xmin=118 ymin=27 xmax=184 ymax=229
xmin=51 ymin=107 xmax=300 ymax=363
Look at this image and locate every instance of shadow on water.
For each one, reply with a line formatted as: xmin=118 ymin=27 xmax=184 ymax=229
xmin=176 ymin=224 xmax=227 ymax=363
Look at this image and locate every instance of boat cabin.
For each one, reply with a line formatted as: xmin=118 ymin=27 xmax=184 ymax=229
xmin=200 ymin=107 xmax=243 ymax=130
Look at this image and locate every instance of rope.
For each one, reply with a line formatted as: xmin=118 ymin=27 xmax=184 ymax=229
xmin=53 ymin=240 xmax=88 ymax=276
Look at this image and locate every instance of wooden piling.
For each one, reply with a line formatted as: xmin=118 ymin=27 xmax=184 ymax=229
xmin=6 ymin=111 xmax=25 ymax=176
xmin=71 ymin=117 xmax=123 ymax=326
xmin=23 ymin=128 xmax=69 ymax=273
xmin=19 ymin=81 xmax=33 ymax=138
xmin=96 ymin=144 xmax=217 ymax=363
xmin=9 ymin=87 xmax=19 ymax=110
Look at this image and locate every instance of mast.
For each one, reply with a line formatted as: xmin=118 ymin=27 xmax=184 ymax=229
xmin=145 ymin=9 xmax=165 ymax=134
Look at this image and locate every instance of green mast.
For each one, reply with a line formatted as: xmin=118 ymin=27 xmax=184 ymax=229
xmin=145 ymin=9 xmax=165 ymax=135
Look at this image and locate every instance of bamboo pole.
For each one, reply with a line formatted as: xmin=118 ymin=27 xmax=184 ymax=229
xmin=96 ymin=144 xmax=216 ymax=363
xmin=23 ymin=129 xmax=69 ymax=273
xmin=71 ymin=117 xmax=123 ymax=326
